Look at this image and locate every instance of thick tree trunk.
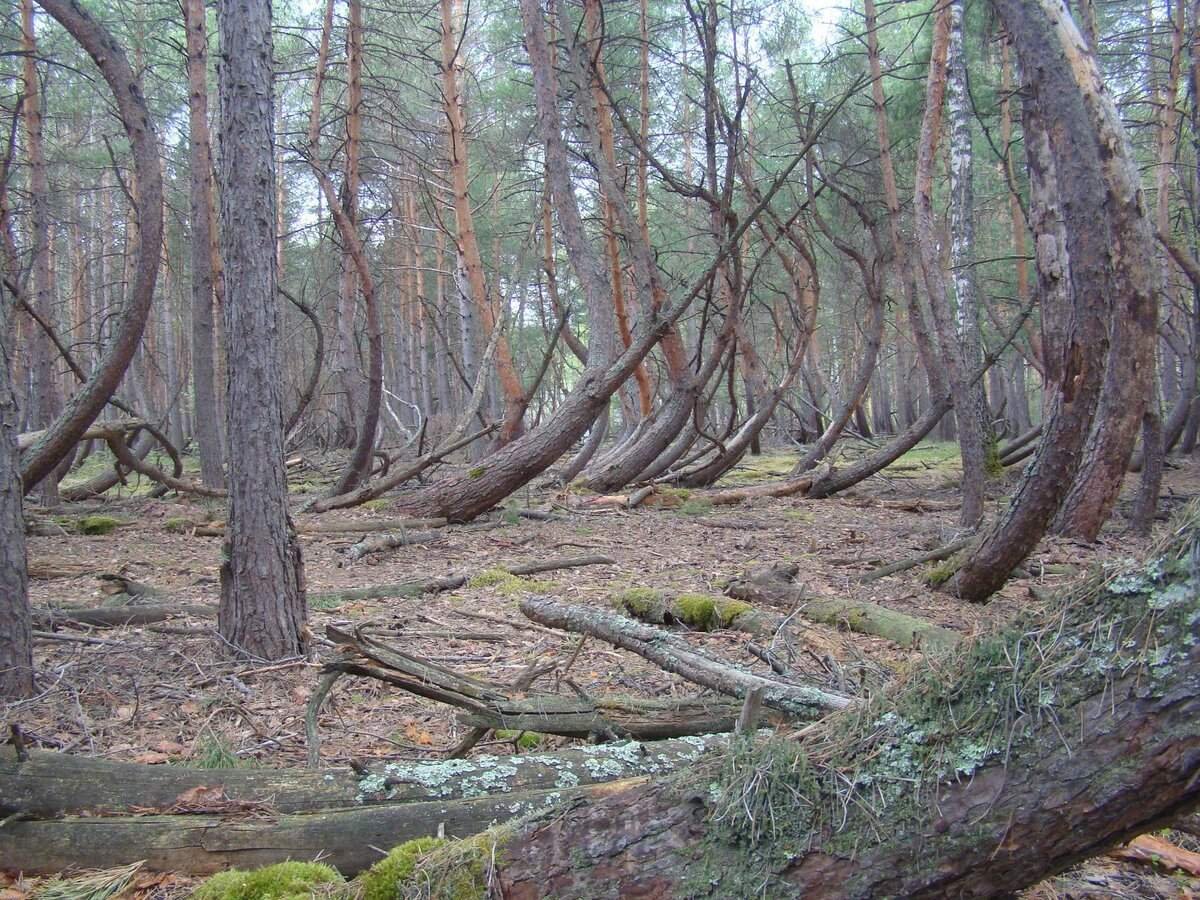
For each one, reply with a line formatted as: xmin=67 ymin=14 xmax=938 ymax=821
xmin=183 ymin=0 xmax=225 ymax=489
xmin=0 ymin=286 xmax=31 ymax=699
xmin=944 ymin=0 xmax=1156 ymax=601
xmin=217 ymin=0 xmax=307 ymax=659
xmin=18 ymin=0 xmax=163 ymax=493
xmin=406 ymin=517 xmax=1200 ymax=898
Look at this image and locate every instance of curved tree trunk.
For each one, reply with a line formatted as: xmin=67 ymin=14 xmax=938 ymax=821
xmin=19 ymin=0 xmax=164 ymax=493
xmin=942 ymin=0 xmax=1157 ymax=601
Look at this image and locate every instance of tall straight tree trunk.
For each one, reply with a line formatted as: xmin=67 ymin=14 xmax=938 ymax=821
xmin=439 ymin=0 xmax=526 ymax=445
xmin=217 ymin=0 xmax=306 ymax=659
xmin=0 ymin=286 xmax=31 ymax=699
xmin=333 ymin=0 xmax=366 ymax=448
xmin=20 ymin=0 xmax=60 ymax=506
xmin=914 ymin=0 xmax=988 ymax=528
xmin=184 ymin=0 xmax=225 ymax=488
xmin=947 ymin=0 xmax=994 ymax=459
xmin=583 ymin=0 xmax=652 ymax=422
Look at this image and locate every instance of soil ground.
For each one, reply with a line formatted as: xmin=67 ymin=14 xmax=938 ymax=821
xmin=2 ymin=441 xmax=1198 ymax=897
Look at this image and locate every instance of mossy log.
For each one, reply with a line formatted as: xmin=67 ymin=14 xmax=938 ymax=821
xmin=610 ymin=587 xmax=778 ymax=637
xmin=412 ymin=517 xmax=1200 ymax=898
xmin=726 ymin=562 xmax=961 ymax=652
xmin=31 ymin=603 xmax=217 ymax=628
xmin=0 ymin=735 xmax=725 ymax=819
xmin=520 ymin=596 xmax=853 ymax=717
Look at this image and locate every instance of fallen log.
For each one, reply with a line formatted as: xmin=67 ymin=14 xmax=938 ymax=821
xmin=320 ymin=625 xmax=751 ymax=740
xmin=726 ymin=562 xmax=961 ymax=652
xmin=17 ymin=418 xmax=145 ymax=453
xmin=407 ymin=508 xmax=1200 ymax=897
xmin=0 ymin=735 xmax=725 ymax=819
xmin=31 ymin=604 xmax=217 ymax=628
xmin=340 ymin=528 xmax=446 ymax=564
xmin=859 ymin=536 xmax=973 ymax=584
xmin=609 ymin=588 xmax=781 ymax=638
xmin=520 ymin=596 xmax=853 ymax=716
xmin=0 ymin=780 xmax=636 ymax=876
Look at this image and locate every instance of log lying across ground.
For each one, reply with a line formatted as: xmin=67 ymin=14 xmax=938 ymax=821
xmin=393 ymin=516 xmax=1200 ymax=898
xmin=0 ymin=737 xmax=726 ymax=874
xmin=30 ymin=556 xmax=616 ymax=628
xmin=0 ymin=736 xmax=725 ymax=819
xmin=520 ymin=596 xmax=853 ymax=716
xmin=726 ymin=562 xmax=961 ymax=652
xmin=319 ymin=625 xmax=755 ymax=740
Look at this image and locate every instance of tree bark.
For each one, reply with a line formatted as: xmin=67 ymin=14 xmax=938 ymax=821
xmin=944 ymin=0 xmax=1156 ymax=601
xmin=416 ymin=517 xmax=1200 ymax=898
xmin=19 ymin=0 xmax=61 ymax=506
xmin=0 ymin=281 xmax=31 ymax=698
xmin=216 ymin=0 xmax=307 ymax=659
xmin=183 ymin=0 xmax=225 ymax=489
xmin=913 ymin=0 xmax=989 ymax=528
xmin=19 ymin=0 xmax=163 ymax=493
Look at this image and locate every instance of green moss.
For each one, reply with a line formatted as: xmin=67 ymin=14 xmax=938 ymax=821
xmin=192 ymin=862 xmax=343 ymax=899
xmin=467 ymin=568 xmax=550 ymax=598
xmin=496 ymin=729 xmax=543 ymax=750
xmin=358 ymin=836 xmax=448 ymax=900
xmin=984 ymin=439 xmax=1005 ymax=477
xmin=467 ymin=466 xmax=487 ymax=479
xmin=378 ymin=830 xmax=508 ymax=899
xmin=163 ymin=516 xmax=192 ymax=533
xmin=715 ymin=598 xmax=752 ymax=627
xmin=678 ymin=497 xmax=714 ymax=517
xmin=613 ymin=587 xmax=668 ymax=622
xmin=362 ymin=498 xmax=390 ymax=511
xmin=673 ymin=593 xmax=719 ymax=629
xmin=657 ymin=486 xmax=692 ymax=500
xmin=925 ymin=558 xmax=959 ymax=586
xmin=76 ymin=515 xmax=123 ymax=535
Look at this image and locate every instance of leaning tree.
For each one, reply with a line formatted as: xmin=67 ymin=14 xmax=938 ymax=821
xmin=0 ymin=0 xmax=162 ymax=700
xmin=370 ymin=1 xmax=1197 ymax=894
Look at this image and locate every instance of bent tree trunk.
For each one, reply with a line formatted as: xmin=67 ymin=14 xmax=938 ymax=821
xmin=944 ymin=0 xmax=1157 ymax=601
xmin=19 ymin=0 xmax=163 ymax=492
xmin=400 ymin=516 xmax=1200 ymax=898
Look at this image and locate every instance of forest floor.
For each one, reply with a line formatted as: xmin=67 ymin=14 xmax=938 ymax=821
xmin=3 ymin=441 xmax=1199 ymax=898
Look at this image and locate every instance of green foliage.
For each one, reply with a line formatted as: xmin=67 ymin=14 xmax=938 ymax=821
xmin=193 ymin=736 xmax=251 ymax=769
xmin=76 ymin=515 xmax=122 ymax=535
xmin=358 ymin=831 xmax=503 ymax=899
xmin=192 ymin=862 xmax=343 ymax=900
xmin=467 ymin=569 xmax=550 ymax=597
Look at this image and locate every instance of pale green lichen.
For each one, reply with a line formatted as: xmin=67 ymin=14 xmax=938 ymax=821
xmin=192 ymin=861 xmax=343 ymax=900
